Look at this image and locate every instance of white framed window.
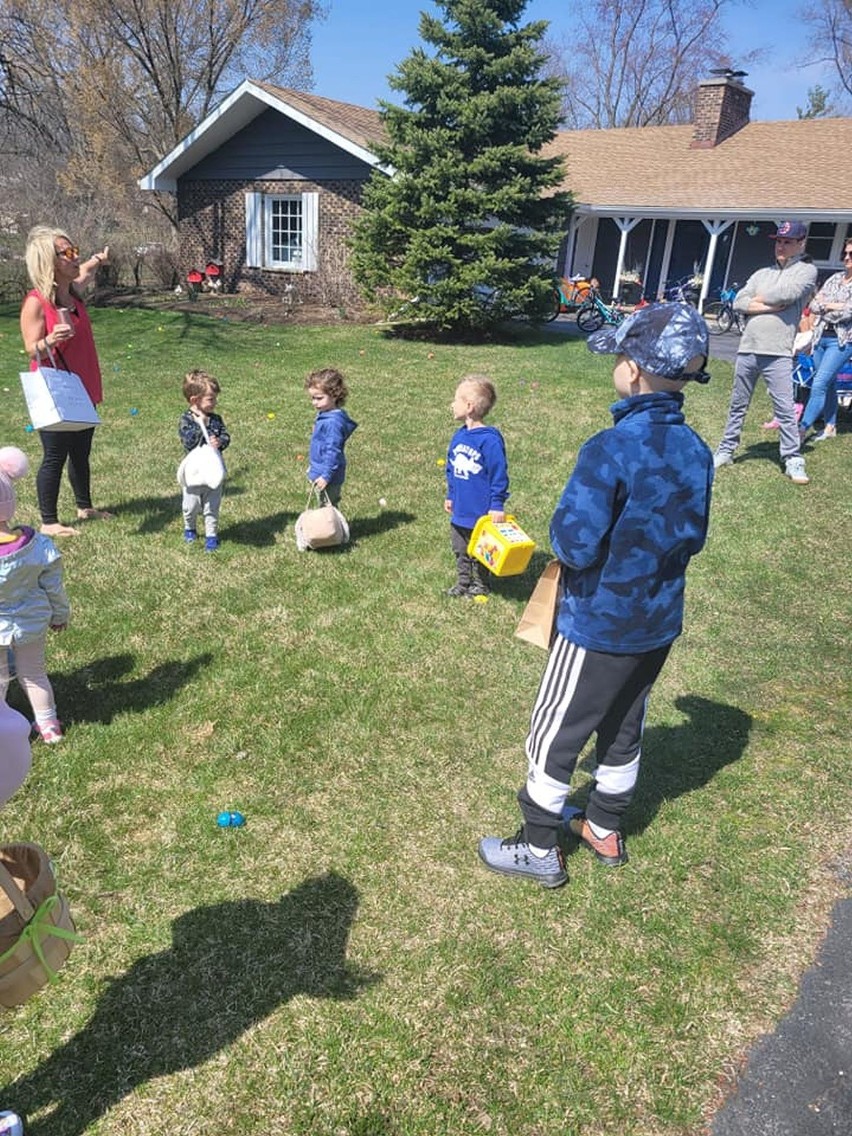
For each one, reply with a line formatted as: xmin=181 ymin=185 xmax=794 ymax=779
xmin=245 ymin=191 xmax=318 ymax=271
xmin=268 ymin=196 xmax=302 ymax=267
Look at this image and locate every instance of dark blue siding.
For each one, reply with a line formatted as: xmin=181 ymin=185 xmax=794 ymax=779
xmin=188 ymin=108 xmax=374 ymax=181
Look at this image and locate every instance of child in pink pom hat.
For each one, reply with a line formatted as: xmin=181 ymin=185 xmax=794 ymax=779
xmin=0 ymin=447 xmax=70 ymax=743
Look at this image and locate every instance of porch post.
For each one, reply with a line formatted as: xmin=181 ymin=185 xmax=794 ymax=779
xmin=562 ymin=212 xmax=591 ymax=277
xmin=658 ymin=220 xmax=677 ymax=300
xmin=612 ymin=217 xmax=642 ymax=300
xmin=699 ymin=218 xmax=735 ymax=310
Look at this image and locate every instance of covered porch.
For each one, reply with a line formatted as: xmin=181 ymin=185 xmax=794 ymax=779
xmin=561 ymin=210 xmax=852 ymax=311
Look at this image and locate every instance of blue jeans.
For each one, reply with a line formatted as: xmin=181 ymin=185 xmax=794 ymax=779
xmin=801 ymin=338 xmax=852 ymax=431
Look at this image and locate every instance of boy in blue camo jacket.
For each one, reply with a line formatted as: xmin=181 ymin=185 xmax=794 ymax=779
xmin=479 ymin=303 xmax=714 ymax=888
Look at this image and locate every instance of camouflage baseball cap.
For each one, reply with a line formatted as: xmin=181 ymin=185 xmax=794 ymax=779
xmin=587 ymin=302 xmax=711 ymax=383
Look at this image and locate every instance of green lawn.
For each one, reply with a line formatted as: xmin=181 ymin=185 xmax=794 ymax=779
xmin=0 ymin=303 xmax=849 ymax=1136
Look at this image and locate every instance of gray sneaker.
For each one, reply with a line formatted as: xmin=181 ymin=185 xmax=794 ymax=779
xmin=713 ymin=450 xmax=734 ymax=470
xmin=478 ymin=828 xmax=567 ymax=888
xmin=784 ymin=456 xmax=809 ymax=484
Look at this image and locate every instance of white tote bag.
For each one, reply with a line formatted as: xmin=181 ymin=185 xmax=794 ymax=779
xmin=294 ymin=486 xmax=350 ymax=550
xmin=177 ymin=418 xmax=226 ymax=490
xmin=19 ymin=348 xmax=100 ymax=432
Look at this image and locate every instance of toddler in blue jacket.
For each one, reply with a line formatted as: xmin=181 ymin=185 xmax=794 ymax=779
xmin=479 ymin=304 xmax=713 ymax=888
xmin=305 ymin=368 xmax=357 ymax=506
xmin=444 ymin=375 xmax=509 ymax=597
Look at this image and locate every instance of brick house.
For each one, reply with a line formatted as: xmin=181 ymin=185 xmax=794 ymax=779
xmin=139 ymin=76 xmax=852 ymax=308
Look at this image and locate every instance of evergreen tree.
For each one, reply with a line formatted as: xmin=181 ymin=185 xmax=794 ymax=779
xmin=350 ymin=0 xmax=573 ymax=333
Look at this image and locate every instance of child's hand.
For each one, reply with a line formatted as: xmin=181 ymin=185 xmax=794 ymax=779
xmin=444 ymin=498 xmax=453 ymax=514
xmin=208 ymin=436 xmax=220 ymax=449
xmin=313 ymin=476 xmax=328 ymax=491
xmin=49 ymin=623 xmax=67 ymax=633
xmin=489 ymin=509 xmax=506 ymax=523
xmin=190 ymin=408 xmax=209 ymax=425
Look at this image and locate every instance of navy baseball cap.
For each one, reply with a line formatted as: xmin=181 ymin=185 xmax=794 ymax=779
xmin=770 ymin=220 xmax=807 ymax=240
xmin=587 ymin=302 xmax=711 ymax=383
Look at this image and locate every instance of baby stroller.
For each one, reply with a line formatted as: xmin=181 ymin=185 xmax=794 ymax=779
xmin=793 ymin=353 xmax=852 ymax=413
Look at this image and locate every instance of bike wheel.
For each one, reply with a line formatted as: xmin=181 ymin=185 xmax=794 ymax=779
xmin=576 ymin=303 xmax=604 ymax=333
xmin=718 ymin=306 xmax=734 ymax=334
xmin=545 ymin=289 xmax=562 ymax=323
xmin=703 ymin=301 xmax=727 ymax=335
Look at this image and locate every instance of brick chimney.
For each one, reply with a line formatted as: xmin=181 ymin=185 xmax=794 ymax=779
xmin=690 ymin=77 xmax=754 ymax=149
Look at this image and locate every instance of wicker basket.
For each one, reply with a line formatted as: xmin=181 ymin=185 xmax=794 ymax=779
xmin=0 ymin=843 xmax=78 ymax=1009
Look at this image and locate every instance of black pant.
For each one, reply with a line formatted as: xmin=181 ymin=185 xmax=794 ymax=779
xmin=37 ymin=427 xmax=95 ymax=524
xmin=450 ymin=523 xmax=487 ymax=590
xmin=518 ymin=635 xmax=670 ymax=847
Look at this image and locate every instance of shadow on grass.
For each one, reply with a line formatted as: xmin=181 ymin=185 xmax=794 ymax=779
xmin=349 ymin=509 xmax=416 ymax=542
xmin=576 ymin=694 xmax=752 ymax=838
xmin=115 ymin=488 xmax=295 ymax=547
xmin=6 ymin=652 xmax=214 ymax=727
xmin=7 ymin=873 xmax=379 ymax=1136
xmin=488 ymin=548 xmax=554 ymax=602
xmin=219 ymin=509 xmax=295 ymax=547
xmin=734 ymin=439 xmax=785 ymax=465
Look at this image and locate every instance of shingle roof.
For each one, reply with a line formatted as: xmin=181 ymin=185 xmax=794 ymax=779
xmin=254 ymin=82 xmax=387 ymax=154
xmin=257 ymin=85 xmax=850 ymax=216
xmin=140 ymin=78 xmax=852 ymax=218
xmin=544 ymin=118 xmax=852 ymax=213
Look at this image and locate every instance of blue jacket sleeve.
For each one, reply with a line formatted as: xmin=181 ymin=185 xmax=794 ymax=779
xmin=550 ymin=436 xmax=619 ymax=570
xmin=313 ymin=416 xmax=346 ymax=482
xmin=178 ymin=412 xmax=202 ymax=451
xmin=207 ymin=414 xmax=230 ymax=451
xmin=484 ymin=433 xmax=509 ymax=510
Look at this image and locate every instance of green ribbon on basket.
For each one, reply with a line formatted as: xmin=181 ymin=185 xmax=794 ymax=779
xmin=0 ymin=893 xmax=82 ymax=981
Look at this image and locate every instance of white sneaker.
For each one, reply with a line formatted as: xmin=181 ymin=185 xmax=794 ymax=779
xmin=784 ymin=456 xmax=809 ymax=484
xmin=713 ymin=450 xmax=734 ymax=470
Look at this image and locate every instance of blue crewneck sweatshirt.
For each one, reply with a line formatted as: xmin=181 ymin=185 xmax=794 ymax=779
xmin=551 ymin=391 xmax=713 ymax=653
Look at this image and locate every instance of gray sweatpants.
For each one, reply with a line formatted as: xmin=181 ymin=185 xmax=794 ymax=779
xmin=718 ymin=353 xmax=801 ymax=461
xmin=182 ymin=485 xmax=222 ymax=537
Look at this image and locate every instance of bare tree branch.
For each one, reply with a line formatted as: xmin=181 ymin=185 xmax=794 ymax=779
xmin=549 ymin=0 xmax=755 ymax=128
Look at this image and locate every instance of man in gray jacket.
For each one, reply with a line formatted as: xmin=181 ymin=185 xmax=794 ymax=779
xmin=714 ymin=220 xmax=817 ymax=484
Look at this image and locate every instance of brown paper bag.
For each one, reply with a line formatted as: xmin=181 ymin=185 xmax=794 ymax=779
xmin=514 ymin=560 xmax=561 ymax=649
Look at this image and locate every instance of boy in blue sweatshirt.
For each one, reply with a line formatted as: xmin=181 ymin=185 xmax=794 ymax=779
xmin=444 ymin=375 xmax=509 ymax=597
xmin=479 ymin=304 xmax=714 ymax=888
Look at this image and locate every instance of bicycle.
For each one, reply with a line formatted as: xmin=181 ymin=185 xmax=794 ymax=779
xmin=575 ymin=287 xmax=625 ymax=333
xmin=661 ymin=276 xmax=701 ymax=306
xmin=545 ymin=275 xmax=598 ymax=322
xmin=703 ymin=285 xmax=746 ymax=335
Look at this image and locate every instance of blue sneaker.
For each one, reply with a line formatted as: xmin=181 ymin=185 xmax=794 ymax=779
xmin=184 ymin=529 xmax=196 ymax=543
xmin=205 ymin=536 xmax=220 ymax=553
xmin=478 ymin=828 xmax=567 ymax=888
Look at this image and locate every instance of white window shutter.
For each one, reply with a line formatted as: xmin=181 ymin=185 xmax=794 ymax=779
xmin=245 ymin=192 xmax=263 ymax=267
xmin=302 ymin=192 xmax=319 ymax=271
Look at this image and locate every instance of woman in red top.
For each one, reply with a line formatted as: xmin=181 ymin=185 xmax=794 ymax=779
xmin=20 ymin=226 xmax=111 ymax=536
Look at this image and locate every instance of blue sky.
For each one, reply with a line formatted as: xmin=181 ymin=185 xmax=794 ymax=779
xmin=311 ymin=0 xmax=836 ymax=121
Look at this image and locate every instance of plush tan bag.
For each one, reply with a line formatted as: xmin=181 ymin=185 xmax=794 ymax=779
xmin=514 ymin=560 xmax=562 ymax=649
xmin=0 ymin=843 xmax=79 ymax=1009
xmin=295 ymin=487 xmax=350 ymax=551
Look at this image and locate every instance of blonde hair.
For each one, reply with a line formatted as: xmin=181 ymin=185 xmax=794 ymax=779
xmin=25 ymin=225 xmax=75 ymax=306
xmin=457 ymin=374 xmax=497 ymax=419
xmin=183 ymin=370 xmax=221 ymax=401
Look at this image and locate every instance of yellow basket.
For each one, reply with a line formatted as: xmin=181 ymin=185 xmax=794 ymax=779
xmin=468 ymin=515 xmax=536 ymax=577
